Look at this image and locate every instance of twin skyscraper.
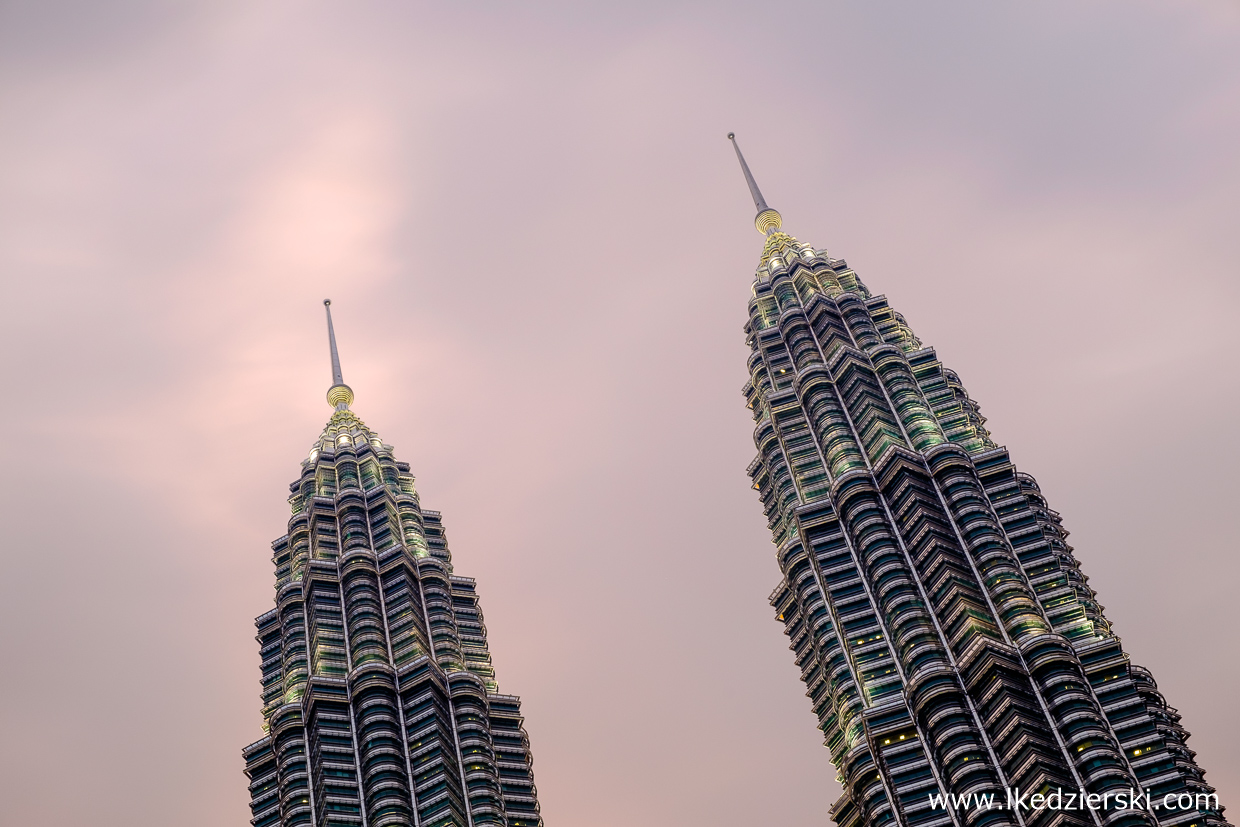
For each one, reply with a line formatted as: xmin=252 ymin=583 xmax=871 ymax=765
xmin=241 ymin=139 xmax=1226 ymax=827
xmin=241 ymin=303 xmax=540 ymax=827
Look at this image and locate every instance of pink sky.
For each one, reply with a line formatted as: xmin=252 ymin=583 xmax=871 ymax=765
xmin=0 ymin=2 xmax=1237 ymax=825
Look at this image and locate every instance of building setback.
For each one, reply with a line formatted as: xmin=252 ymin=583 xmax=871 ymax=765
xmin=243 ymin=301 xmax=541 ymax=827
xmin=728 ymin=135 xmax=1226 ymax=827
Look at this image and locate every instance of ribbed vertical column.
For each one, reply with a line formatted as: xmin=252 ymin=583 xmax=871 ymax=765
xmin=340 ymin=548 xmax=414 ymax=827
xmin=451 ymin=673 xmax=505 ymax=825
xmin=271 ymin=705 xmax=314 ymax=826
xmin=245 ymin=736 xmax=281 ymax=827
xmin=378 ymin=555 xmax=430 ymax=669
xmin=489 ymin=696 xmax=540 ymax=827
xmin=418 ymin=558 xmax=464 ymax=672
xmin=401 ymin=668 xmax=471 ymax=827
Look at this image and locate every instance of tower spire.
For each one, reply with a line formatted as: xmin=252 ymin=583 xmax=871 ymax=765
xmin=727 ymin=132 xmax=782 ymax=235
xmin=323 ymin=299 xmax=354 ymax=410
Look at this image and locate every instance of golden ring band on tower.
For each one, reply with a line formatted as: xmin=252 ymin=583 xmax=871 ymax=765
xmin=327 ymin=384 xmax=354 ymax=407
xmin=755 ymin=208 xmax=783 ymax=234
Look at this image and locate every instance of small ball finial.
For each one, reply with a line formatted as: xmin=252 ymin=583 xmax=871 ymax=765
xmin=324 ymin=299 xmax=331 ymax=306
xmin=727 ymin=132 xmax=735 ymax=140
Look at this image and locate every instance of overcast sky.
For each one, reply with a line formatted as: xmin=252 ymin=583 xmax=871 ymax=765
xmin=0 ymin=2 xmax=1237 ymax=825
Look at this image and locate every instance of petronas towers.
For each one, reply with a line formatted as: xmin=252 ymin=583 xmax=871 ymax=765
xmin=727 ymin=134 xmax=1226 ymax=827
xmin=241 ymin=142 xmax=1226 ymax=827
xmin=243 ymin=302 xmax=541 ymax=827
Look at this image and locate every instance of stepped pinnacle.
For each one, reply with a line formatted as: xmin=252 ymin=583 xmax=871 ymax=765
xmin=727 ymin=132 xmax=782 ymax=235
xmin=323 ymin=299 xmax=354 ymax=410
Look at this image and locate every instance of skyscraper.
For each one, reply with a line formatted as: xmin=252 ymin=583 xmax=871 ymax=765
xmin=727 ymin=135 xmax=1226 ymax=827
xmin=243 ymin=301 xmax=542 ymax=827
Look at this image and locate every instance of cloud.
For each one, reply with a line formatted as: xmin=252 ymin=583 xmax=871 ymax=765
xmin=1 ymin=3 xmax=1237 ymax=825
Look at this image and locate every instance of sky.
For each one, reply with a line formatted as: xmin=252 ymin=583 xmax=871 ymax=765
xmin=0 ymin=2 xmax=1237 ymax=825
